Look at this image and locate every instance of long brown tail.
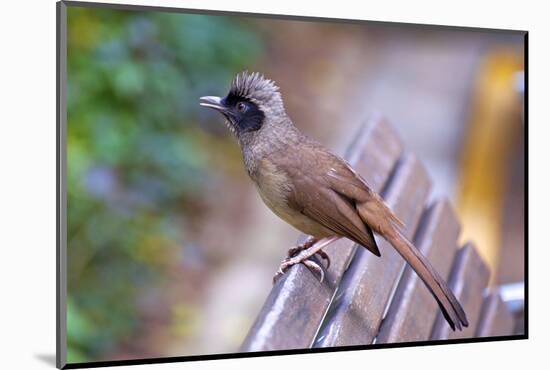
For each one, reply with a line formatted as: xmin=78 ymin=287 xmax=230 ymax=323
xmin=385 ymin=228 xmax=469 ymax=331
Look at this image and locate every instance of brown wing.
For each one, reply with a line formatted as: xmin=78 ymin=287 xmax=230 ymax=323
xmin=323 ymin=151 xmax=405 ymax=232
xmin=282 ymin=143 xmax=381 ymax=256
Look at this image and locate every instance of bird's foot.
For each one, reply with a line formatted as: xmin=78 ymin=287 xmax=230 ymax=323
xmin=286 ymin=236 xmax=316 ymax=257
xmin=273 ymin=257 xmax=325 ymax=284
xmin=273 ymin=236 xmax=337 ymax=284
xmin=287 ymin=237 xmax=331 ymax=269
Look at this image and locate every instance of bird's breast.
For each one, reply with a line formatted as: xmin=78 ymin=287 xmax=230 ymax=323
xmin=253 ymin=159 xmax=293 ymax=217
xmin=253 ymin=159 xmax=332 ymax=238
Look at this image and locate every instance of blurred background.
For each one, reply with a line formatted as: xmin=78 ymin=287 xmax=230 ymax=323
xmin=65 ymin=5 xmax=524 ymax=363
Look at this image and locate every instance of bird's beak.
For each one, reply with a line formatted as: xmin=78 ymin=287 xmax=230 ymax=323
xmin=199 ymin=96 xmax=225 ymax=112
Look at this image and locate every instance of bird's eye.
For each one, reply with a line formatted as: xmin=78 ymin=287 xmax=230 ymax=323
xmin=237 ymin=102 xmax=248 ymax=113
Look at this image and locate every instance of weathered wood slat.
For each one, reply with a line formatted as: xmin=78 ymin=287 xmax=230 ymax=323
xmin=241 ymin=117 xmax=403 ymax=351
xmin=475 ymin=290 xmax=515 ymax=337
xmin=376 ymin=200 xmax=460 ymax=343
xmin=314 ymin=153 xmax=431 ymax=347
xmin=431 ymin=243 xmax=490 ymax=340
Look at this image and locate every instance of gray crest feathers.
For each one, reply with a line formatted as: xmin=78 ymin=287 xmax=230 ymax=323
xmin=230 ymin=71 xmax=282 ymax=107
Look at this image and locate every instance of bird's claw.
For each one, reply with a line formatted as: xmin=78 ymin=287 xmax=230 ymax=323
xmin=315 ymin=250 xmax=331 ymax=270
xmin=272 ymin=258 xmax=294 ymax=284
xmin=287 ymin=245 xmax=331 ymax=270
xmin=273 ymin=237 xmax=334 ymax=284
xmin=303 ymin=259 xmax=325 ymax=283
xmin=272 ymin=256 xmax=325 ymax=285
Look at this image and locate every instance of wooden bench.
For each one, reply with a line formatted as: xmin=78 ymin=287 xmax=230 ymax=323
xmin=240 ymin=116 xmax=518 ymax=351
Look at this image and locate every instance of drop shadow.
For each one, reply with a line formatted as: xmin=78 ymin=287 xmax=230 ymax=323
xmin=34 ymin=353 xmax=56 ymax=367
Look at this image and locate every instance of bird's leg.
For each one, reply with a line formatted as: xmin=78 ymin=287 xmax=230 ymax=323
xmin=287 ymin=236 xmax=317 ymax=257
xmin=273 ymin=236 xmax=340 ymax=284
xmin=287 ymin=236 xmax=331 ymax=269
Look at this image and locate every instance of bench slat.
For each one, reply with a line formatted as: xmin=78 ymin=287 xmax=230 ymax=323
xmin=475 ymin=290 xmax=515 ymax=337
xmin=314 ymin=153 xmax=431 ymax=347
xmin=430 ymin=242 xmax=490 ymax=339
xmin=241 ymin=117 xmax=403 ymax=351
xmin=376 ymin=200 xmax=461 ymax=343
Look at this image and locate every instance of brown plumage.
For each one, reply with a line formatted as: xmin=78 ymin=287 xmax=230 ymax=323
xmin=200 ymin=71 xmax=468 ymax=331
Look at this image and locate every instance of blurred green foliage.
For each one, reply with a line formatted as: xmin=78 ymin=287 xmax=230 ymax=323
xmin=66 ymin=6 xmax=263 ymax=363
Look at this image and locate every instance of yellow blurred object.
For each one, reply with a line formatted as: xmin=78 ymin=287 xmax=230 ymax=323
xmin=170 ymin=303 xmax=198 ymax=338
xmin=456 ymin=50 xmax=523 ymax=284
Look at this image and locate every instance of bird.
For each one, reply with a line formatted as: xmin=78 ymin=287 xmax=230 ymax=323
xmin=199 ymin=71 xmax=468 ymax=331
